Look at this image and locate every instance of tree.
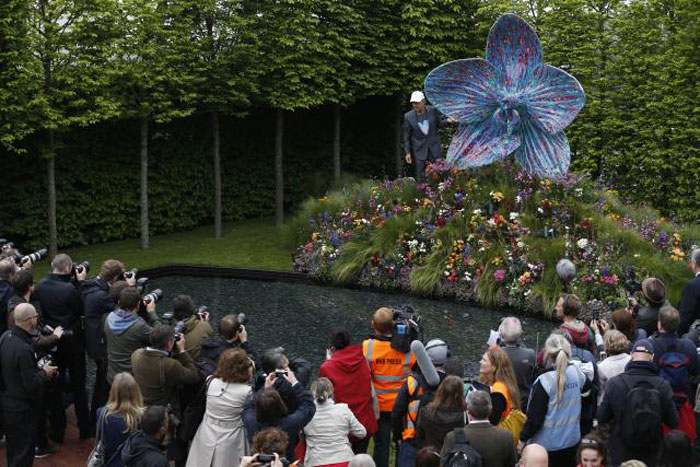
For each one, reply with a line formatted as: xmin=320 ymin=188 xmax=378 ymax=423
xmin=190 ymin=0 xmax=259 ymax=238
xmin=107 ymin=0 xmax=198 ymax=249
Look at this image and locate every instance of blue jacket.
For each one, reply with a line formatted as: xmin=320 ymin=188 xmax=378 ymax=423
xmin=97 ymin=406 xmax=132 ymax=467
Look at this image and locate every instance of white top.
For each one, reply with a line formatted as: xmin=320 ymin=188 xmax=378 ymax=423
xmin=598 ymin=353 xmax=631 ymax=405
xmin=303 ymin=400 xmax=367 ymax=467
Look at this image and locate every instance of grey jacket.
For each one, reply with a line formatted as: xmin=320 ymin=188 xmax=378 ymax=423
xmin=402 ymin=105 xmax=444 ymax=161
xmin=104 ymin=309 xmax=157 ymax=384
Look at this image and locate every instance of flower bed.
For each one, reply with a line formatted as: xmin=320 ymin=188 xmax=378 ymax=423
xmin=288 ymin=160 xmax=699 ymax=317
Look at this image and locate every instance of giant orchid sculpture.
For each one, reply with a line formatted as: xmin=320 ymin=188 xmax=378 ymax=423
xmin=425 ymin=14 xmax=585 ymax=178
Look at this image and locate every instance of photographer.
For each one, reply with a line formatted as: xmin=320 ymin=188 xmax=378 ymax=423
xmin=0 ymin=258 xmax=15 ymax=334
xmin=83 ymin=259 xmax=134 ymax=426
xmin=131 ymin=324 xmax=200 ymax=407
xmin=362 ymin=307 xmax=417 ymax=467
xmin=0 ymin=303 xmax=58 ymax=466
xmin=36 ymin=253 xmax=91 ymax=440
xmin=199 ymin=313 xmax=260 ymax=375
xmin=239 ymin=428 xmax=289 ymax=467
xmin=121 ymin=405 xmax=169 ymax=467
xmin=171 ymin=295 xmax=214 ymax=360
xmin=629 ymin=277 xmax=670 ymax=336
xmin=105 ymin=287 xmax=161 ymax=385
xmin=260 ymin=348 xmax=312 ymax=412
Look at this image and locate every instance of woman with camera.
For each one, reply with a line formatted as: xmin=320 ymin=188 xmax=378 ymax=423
xmin=302 ymin=377 xmax=366 ymax=467
xmin=187 ymin=348 xmax=253 ymax=467
xmin=95 ymin=372 xmax=145 ymax=467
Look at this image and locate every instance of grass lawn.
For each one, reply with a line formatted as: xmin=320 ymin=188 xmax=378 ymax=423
xmin=31 ymin=218 xmax=293 ymax=278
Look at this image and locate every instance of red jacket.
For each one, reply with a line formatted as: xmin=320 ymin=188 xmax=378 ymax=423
xmin=319 ymin=344 xmax=378 ymax=439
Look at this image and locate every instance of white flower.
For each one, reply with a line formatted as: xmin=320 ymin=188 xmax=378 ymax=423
xmin=408 ymin=239 xmax=418 ymax=249
xmin=473 ymin=209 xmax=482 ymax=215
xmin=444 ymin=270 xmax=450 ymax=276
xmin=517 ymin=241 xmax=525 ymax=248
xmin=488 ymin=219 xmax=496 ymax=227
xmin=577 ymin=238 xmax=589 ymax=249
xmin=516 ymin=195 xmax=522 ymax=203
xmin=509 ymin=212 xmax=520 ymax=221
xmin=537 ymin=207 xmax=544 ymax=214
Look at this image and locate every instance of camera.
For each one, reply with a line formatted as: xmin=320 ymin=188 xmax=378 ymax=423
xmin=135 ymin=277 xmax=149 ymax=294
xmin=591 ymin=310 xmax=599 ymax=321
xmin=142 ymin=289 xmax=163 ymax=305
xmin=166 ymin=403 xmax=181 ymax=430
xmin=1 ymin=241 xmax=14 ymax=251
xmin=173 ymin=320 xmax=187 ymax=342
xmin=72 ymin=261 xmax=90 ymax=277
xmin=5 ymin=248 xmax=48 ymax=266
xmin=196 ymin=305 xmax=209 ymax=319
xmin=624 ymin=267 xmax=642 ymax=294
xmin=256 ymin=454 xmax=290 ymax=467
xmin=37 ymin=354 xmax=54 ymax=369
xmin=390 ymin=305 xmax=422 ymax=353
xmin=121 ymin=269 xmax=137 ymax=281
xmin=274 ymin=369 xmax=288 ymax=378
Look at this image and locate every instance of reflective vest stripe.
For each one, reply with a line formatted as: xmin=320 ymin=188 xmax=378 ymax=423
xmin=375 ymin=375 xmax=406 ymax=382
xmin=402 ymin=376 xmax=423 ymax=440
xmin=363 ymin=338 xmax=416 ymax=412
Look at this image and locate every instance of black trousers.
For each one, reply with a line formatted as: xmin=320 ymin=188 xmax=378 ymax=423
xmin=372 ymin=411 xmax=392 ymax=467
xmin=4 ymin=407 xmax=38 ymax=467
xmin=90 ymin=358 xmax=109 ymax=429
xmin=51 ymin=345 xmax=91 ymax=439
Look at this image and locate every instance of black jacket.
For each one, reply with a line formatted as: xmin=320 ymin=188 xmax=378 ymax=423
xmin=82 ymin=277 xmax=116 ymax=360
xmin=121 ymin=430 xmax=167 ymax=467
xmin=199 ymin=335 xmax=261 ymax=370
xmin=597 ymin=360 xmax=678 ymax=467
xmin=679 ymin=274 xmax=700 ymax=335
xmin=37 ymin=273 xmax=83 ymax=333
xmin=649 ymin=332 xmax=699 ymax=398
xmin=0 ymin=279 xmax=13 ymax=335
xmin=635 ymin=300 xmax=670 ymax=336
xmin=502 ymin=343 xmax=536 ymax=410
xmin=416 ymin=406 xmax=466 ymax=449
xmin=0 ymin=326 xmax=49 ymax=411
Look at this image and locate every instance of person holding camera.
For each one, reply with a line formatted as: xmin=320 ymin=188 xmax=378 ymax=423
xmin=243 ymin=368 xmax=315 ymax=461
xmin=362 ymin=307 xmax=417 ymax=467
xmin=0 ymin=258 xmax=15 ymax=335
xmin=260 ymin=348 xmax=312 ymax=410
xmin=36 ymin=253 xmax=92 ymax=440
xmin=83 ymin=259 xmax=135 ymax=427
xmin=239 ymin=428 xmax=290 ymax=467
xmin=629 ymin=277 xmax=670 ymax=337
xmin=105 ymin=287 xmax=161 ymax=385
xmin=131 ymin=324 xmax=200 ymax=408
xmin=200 ymin=314 xmax=260 ymax=373
xmin=171 ymin=295 xmax=214 ymax=361
xmin=121 ymin=405 xmax=169 ymax=467
xmin=0 ymin=303 xmax=58 ymax=466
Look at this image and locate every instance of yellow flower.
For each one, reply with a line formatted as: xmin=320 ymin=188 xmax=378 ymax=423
xmin=319 ymin=196 xmax=329 ymax=203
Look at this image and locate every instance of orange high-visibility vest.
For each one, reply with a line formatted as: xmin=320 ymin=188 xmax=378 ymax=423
xmin=362 ymin=338 xmax=416 ymax=412
xmin=402 ymin=375 xmax=423 ymax=440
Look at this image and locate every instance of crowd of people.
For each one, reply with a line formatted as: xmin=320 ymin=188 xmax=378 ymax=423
xmin=3 ymin=247 xmax=700 ymax=467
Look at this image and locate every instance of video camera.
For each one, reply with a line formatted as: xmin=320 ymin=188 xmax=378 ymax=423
xmin=391 ymin=305 xmax=422 ymax=353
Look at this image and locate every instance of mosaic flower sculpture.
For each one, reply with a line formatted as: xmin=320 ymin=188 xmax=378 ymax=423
xmin=424 ymin=14 xmax=585 ymax=178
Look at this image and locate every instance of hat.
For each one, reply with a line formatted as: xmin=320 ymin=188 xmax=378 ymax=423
xmin=410 ymin=91 xmax=425 ymax=103
xmin=425 ymin=339 xmax=448 ymax=366
xmin=642 ymin=278 xmax=666 ymax=305
xmin=631 ymin=339 xmax=654 ymax=355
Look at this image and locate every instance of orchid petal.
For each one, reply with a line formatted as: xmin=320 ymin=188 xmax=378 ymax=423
xmin=513 ymin=118 xmax=570 ymax=178
xmin=524 ymin=65 xmax=586 ymax=134
xmin=486 ymin=14 xmax=543 ymax=93
xmin=424 ymin=59 xmax=503 ymax=124
xmin=447 ymin=118 xmax=521 ymax=169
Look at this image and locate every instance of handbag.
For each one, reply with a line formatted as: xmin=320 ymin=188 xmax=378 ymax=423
xmin=87 ymin=410 xmax=107 ymax=467
xmin=181 ymin=375 xmax=214 ymax=441
xmin=498 ymin=408 xmax=527 ymax=446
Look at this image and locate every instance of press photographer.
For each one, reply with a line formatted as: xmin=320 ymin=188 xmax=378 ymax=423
xmin=36 ymin=253 xmax=91 ymax=440
xmin=105 ymin=286 xmax=161 ymax=385
xmin=259 ymin=348 xmax=312 ymax=411
xmin=199 ymin=313 xmax=260 ymax=375
xmin=362 ymin=306 xmax=418 ymax=467
xmin=0 ymin=258 xmax=15 ymax=334
xmin=168 ymin=295 xmax=214 ymax=360
xmin=82 ymin=259 xmax=136 ymax=426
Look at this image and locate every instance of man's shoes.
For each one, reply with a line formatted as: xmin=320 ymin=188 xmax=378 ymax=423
xmin=35 ymin=444 xmax=59 ymax=459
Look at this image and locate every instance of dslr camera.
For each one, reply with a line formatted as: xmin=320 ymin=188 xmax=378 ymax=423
xmin=391 ymin=305 xmax=422 ymax=353
xmin=71 ymin=261 xmax=90 ymax=278
xmin=37 ymin=354 xmax=54 ymax=369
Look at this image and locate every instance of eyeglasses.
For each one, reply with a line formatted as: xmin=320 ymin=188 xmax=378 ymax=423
xmin=21 ymin=314 xmax=39 ymax=322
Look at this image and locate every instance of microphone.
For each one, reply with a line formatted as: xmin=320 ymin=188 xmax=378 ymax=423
xmin=411 ymin=340 xmax=439 ymax=387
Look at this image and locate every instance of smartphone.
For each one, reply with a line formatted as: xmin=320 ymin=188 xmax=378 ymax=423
xmin=256 ymin=455 xmax=276 ymax=463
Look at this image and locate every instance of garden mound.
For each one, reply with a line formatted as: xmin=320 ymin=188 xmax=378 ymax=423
xmin=288 ymin=160 xmax=699 ymax=317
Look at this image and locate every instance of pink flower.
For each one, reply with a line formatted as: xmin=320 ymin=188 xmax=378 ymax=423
xmin=494 ymin=269 xmax=506 ymax=281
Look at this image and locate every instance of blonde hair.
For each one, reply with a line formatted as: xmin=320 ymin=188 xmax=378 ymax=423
xmin=544 ymin=333 xmax=572 ymax=402
xmin=372 ymin=307 xmax=394 ymax=334
xmin=311 ymin=377 xmax=334 ymax=404
xmin=105 ymin=372 xmax=144 ymax=432
xmin=479 ymin=347 xmax=522 ymax=410
xmin=604 ymin=329 xmax=630 ymax=356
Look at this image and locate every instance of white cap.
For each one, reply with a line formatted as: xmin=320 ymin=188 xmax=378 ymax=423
xmin=410 ymin=91 xmax=425 ymax=103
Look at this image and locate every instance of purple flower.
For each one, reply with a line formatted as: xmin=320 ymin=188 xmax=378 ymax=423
xmin=494 ymin=269 xmax=506 ymax=281
xmin=425 ymin=14 xmax=585 ymax=178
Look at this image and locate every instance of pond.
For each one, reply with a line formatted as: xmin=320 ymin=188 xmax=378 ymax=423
xmin=148 ymin=276 xmax=556 ymax=376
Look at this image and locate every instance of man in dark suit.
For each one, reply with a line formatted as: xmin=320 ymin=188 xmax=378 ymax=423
xmin=679 ymin=248 xmax=700 ymax=335
xmin=439 ymin=390 xmax=516 ymax=467
xmin=402 ymin=91 xmax=449 ymax=181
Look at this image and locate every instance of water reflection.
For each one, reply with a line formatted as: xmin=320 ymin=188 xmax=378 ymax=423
xmin=148 ymin=276 xmax=556 ymax=376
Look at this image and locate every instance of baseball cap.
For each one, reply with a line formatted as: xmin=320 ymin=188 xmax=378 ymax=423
xmin=410 ymin=91 xmax=425 ymax=103
xmin=631 ymin=339 xmax=654 ymax=355
xmin=425 ymin=339 xmax=448 ymax=366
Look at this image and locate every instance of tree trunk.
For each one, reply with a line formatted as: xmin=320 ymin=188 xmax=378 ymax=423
xmin=333 ymin=103 xmax=341 ymax=181
xmin=394 ymin=94 xmax=403 ymax=178
xmin=275 ymin=109 xmax=284 ymax=227
xmin=212 ymin=111 xmax=222 ymax=238
xmin=47 ymin=130 xmax=57 ymax=258
xmin=140 ymin=117 xmax=149 ymax=250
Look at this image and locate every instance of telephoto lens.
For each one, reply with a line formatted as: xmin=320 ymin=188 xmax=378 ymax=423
xmin=21 ymin=248 xmax=48 ymax=265
xmin=1 ymin=242 xmax=14 ymax=251
xmin=142 ymin=289 xmax=164 ymax=304
xmin=237 ymin=312 xmax=247 ymax=326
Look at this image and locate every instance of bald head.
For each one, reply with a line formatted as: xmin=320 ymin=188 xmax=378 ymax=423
xmin=13 ymin=303 xmax=38 ymax=331
xmin=520 ymin=443 xmax=548 ymax=467
xmin=51 ymin=253 xmax=72 ymax=274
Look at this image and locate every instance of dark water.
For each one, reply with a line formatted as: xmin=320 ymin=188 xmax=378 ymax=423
xmin=148 ymin=276 xmax=555 ymax=376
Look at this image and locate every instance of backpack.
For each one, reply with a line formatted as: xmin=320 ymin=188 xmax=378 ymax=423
xmin=443 ymin=428 xmax=482 ymax=467
xmin=657 ymin=341 xmax=691 ymax=401
xmin=619 ymin=375 xmax=664 ymax=448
